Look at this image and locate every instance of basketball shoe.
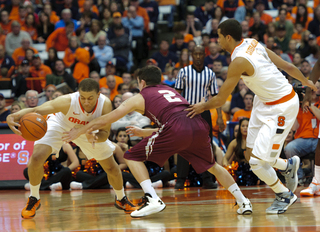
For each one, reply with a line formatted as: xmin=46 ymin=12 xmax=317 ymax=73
xmin=114 ymin=196 xmax=139 ymax=214
xmin=236 ymin=198 xmax=253 ymax=215
xmin=266 ymin=191 xmax=297 ymax=214
xmin=21 ymin=196 xmax=41 ymax=219
xmin=300 ymin=178 xmax=320 ymax=197
xmin=131 ymin=193 xmax=166 ymax=218
xmin=281 ymin=156 xmax=300 ymax=193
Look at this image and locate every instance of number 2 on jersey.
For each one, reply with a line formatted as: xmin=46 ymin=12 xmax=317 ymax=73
xmin=158 ymin=90 xmax=182 ymax=103
xmin=278 ymin=116 xmax=285 ymax=127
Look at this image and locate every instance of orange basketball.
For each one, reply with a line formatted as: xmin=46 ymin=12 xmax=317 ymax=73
xmin=19 ymin=113 xmax=47 ymax=141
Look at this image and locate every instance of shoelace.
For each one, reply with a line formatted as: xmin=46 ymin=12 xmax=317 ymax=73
xmin=26 ymin=197 xmax=38 ymax=210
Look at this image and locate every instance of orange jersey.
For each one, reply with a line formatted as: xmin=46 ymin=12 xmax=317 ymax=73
xmin=172 ymin=34 xmax=194 ymax=44
xmin=29 ymin=64 xmax=52 ymax=89
xmin=46 ymin=28 xmax=75 ymax=51
xmin=63 ymin=47 xmax=76 ymax=68
xmin=0 ymin=34 xmax=5 ymax=48
xmin=232 ymin=109 xmax=252 ymax=122
xmin=217 ymin=0 xmax=245 ymax=9
xmin=99 ymin=75 xmax=123 ymax=90
xmin=0 ymin=21 xmax=12 ymax=35
xmin=210 ymin=108 xmax=227 ymax=138
xmin=292 ymin=32 xmax=303 ymax=42
xmin=21 ymin=25 xmax=38 ymax=41
xmin=8 ymin=5 xmax=19 ymax=21
xmin=294 ymin=104 xmax=319 ymax=139
xmin=12 ymin=47 xmax=38 ymax=66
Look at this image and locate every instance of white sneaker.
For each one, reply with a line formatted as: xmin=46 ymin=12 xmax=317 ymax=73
xmin=70 ymin=181 xmax=83 ymax=190
xmin=151 ymin=180 xmax=163 ymax=188
xmin=300 ymin=178 xmax=320 ymax=197
xmin=167 ymin=179 xmax=176 ymax=187
xmin=49 ymin=182 xmax=62 ymax=191
xmin=24 ymin=183 xmax=30 ymax=191
xmin=237 ymin=198 xmax=253 ymax=215
xmin=281 ymin=156 xmax=300 ymax=193
xmin=130 ymin=193 xmax=166 ymax=218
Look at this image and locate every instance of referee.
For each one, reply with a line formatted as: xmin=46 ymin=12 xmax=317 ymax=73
xmin=174 ymin=45 xmax=225 ymax=189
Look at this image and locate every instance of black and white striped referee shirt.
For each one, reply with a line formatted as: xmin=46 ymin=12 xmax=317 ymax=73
xmin=174 ymin=65 xmax=218 ymax=105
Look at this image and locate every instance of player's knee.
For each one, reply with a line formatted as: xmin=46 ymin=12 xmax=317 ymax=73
xmin=249 ymin=156 xmax=265 ymax=171
xmin=30 ymin=152 xmax=48 ymax=165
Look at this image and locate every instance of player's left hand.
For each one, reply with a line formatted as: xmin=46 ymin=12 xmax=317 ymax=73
xmin=185 ymin=98 xmax=206 ymax=118
xmin=85 ymin=129 xmax=98 ymax=148
xmin=62 ymin=127 xmax=82 ymax=143
xmin=304 ymin=80 xmax=317 ymax=92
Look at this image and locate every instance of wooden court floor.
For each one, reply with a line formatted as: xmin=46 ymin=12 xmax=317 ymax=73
xmin=1 ymin=186 xmax=320 ymax=232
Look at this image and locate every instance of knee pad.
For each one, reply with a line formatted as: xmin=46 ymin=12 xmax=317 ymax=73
xmin=249 ymin=157 xmax=265 ymax=171
xmin=249 ymin=156 xmax=278 ymax=185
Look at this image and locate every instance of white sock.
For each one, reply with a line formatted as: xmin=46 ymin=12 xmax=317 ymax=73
xmin=271 ymin=180 xmax=289 ymax=193
xmin=315 ymin=165 xmax=320 ymax=182
xmin=114 ymin=188 xmax=125 ymax=200
xmin=30 ymin=183 xmax=41 ymax=200
xmin=228 ymin=183 xmax=246 ymax=203
xmin=140 ymin=179 xmax=158 ymax=199
xmin=151 ymin=180 xmax=163 ymax=188
xmin=270 ymin=158 xmax=288 ymax=171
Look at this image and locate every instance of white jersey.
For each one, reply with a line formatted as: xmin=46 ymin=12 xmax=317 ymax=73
xmin=231 ymin=38 xmax=293 ymax=103
xmin=48 ymin=92 xmax=106 ymax=131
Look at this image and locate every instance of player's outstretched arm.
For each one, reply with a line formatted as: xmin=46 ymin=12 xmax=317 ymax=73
xmin=126 ymin=125 xmax=159 ymax=138
xmin=186 ymin=58 xmax=245 ymax=118
xmin=6 ymin=95 xmax=71 ymax=135
xmin=62 ymin=94 xmax=145 ymax=142
xmin=266 ymin=48 xmax=317 ymax=91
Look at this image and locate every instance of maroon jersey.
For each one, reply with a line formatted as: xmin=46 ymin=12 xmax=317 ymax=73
xmin=140 ymin=85 xmax=191 ymax=127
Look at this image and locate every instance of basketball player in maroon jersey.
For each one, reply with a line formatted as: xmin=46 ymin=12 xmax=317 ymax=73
xmin=63 ymin=66 xmax=253 ymax=218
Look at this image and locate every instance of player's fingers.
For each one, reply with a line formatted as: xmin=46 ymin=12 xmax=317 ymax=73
xmin=11 ymin=127 xmax=22 ymax=135
xmin=184 ymin=107 xmax=192 ymax=112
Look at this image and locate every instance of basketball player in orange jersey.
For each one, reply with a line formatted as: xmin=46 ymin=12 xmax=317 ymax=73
xmin=6 ymin=79 xmax=138 ymax=219
xmin=187 ymin=19 xmax=317 ymax=214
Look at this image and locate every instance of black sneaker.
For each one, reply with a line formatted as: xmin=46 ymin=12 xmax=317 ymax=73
xmin=175 ymin=179 xmax=185 ymax=189
xmin=202 ymin=181 xmax=218 ymax=189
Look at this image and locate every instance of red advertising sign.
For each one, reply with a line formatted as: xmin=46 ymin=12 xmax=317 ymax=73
xmin=0 ymin=134 xmax=34 ymax=180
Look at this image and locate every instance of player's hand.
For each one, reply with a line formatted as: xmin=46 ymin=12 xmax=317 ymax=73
xmin=126 ymin=125 xmax=144 ymax=137
xmin=85 ymin=128 xmax=98 ymax=148
xmin=185 ymin=98 xmax=206 ymax=118
xmin=6 ymin=114 xmax=22 ymax=135
xmin=216 ymin=117 xmax=225 ymax=132
xmin=303 ymin=80 xmax=317 ymax=92
xmin=62 ymin=127 xmax=82 ymax=143
xmin=117 ymin=142 xmax=128 ymax=151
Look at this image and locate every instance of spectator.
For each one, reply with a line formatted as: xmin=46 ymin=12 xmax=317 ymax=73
xmin=12 ymin=37 xmax=38 ymax=67
xmin=291 ymin=0 xmax=313 ymax=20
xmin=151 ymin=39 xmax=178 ymax=72
xmin=44 ymin=47 xmax=59 ymax=72
xmin=274 ymin=24 xmax=290 ymax=53
xmin=185 ymin=12 xmax=202 ymax=38
xmin=306 ymin=46 xmax=320 ymax=68
xmin=294 ymin=4 xmax=313 ymax=30
xmin=263 ymin=22 xmax=276 ymax=45
xmin=205 ymin=19 xmax=221 ymax=43
xmin=169 ymin=33 xmax=188 ymax=58
xmin=100 ymin=87 xmax=111 ymax=99
xmin=241 ymin=20 xmax=250 ymax=39
xmin=101 ymin=7 xmax=112 ymax=30
xmin=204 ymin=42 xmax=227 ymax=69
xmin=112 ymin=94 xmax=122 ymax=109
xmin=107 ymin=12 xmax=130 ymax=41
xmin=140 ymin=0 xmax=159 ymax=47
xmin=230 ymin=79 xmax=249 ymax=115
xmin=0 ymin=10 xmax=12 ymax=35
xmin=202 ymin=33 xmax=211 ymax=55
xmin=11 ymin=59 xmax=30 ymax=98
xmin=79 ymin=0 xmax=99 ymax=20
xmin=249 ymin=0 xmax=272 ymax=27
xmin=57 ymin=0 xmax=79 ymax=20
xmin=272 ymin=42 xmax=291 ymax=63
xmin=232 ymin=92 xmax=254 ymax=122
xmin=55 ymin=9 xmax=80 ymax=30
xmin=85 ymin=19 xmax=106 ymax=45
xmin=29 ymin=54 xmax=52 ymax=91
xmin=105 ymin=74 xmax=119 ymax=101
xmin=109 ymin=24 xmax=131 ymax=72
xmin=73 ymin=47 xmax=90 ymax=84
xmin=266 ymin=37 xmax=275 ymax=50
xmin=36 ymin=12 xmax=55 ymax=43
xmin=194 ymin=0 xmax=215 ymax=26
xmin=99 ymin=61 xmax=123 ymax=90
xmin=293 ymin=52 xmax=303 ymax=68
xmin=0 ymin=93 xmax=9 ymax=122
xmin=274 ymin=8 xmax=294 ymax=40
xmin=299 ymin=32 xmax=316 ymax=58
xmin=123 ymin=0 xmax=150 ymax=33
xmin=292 ymin=23 xmax=304 ymax=43
xmin=2 ymin=0 xmax=20 ymax=22
xmin=117 ymin=83 xmax=129 ymax=95
xmin=25 ymin=89 xmax=38 ymax=108
xmin=172 ymin=22 xmax=194 ymax=44
xmin=17 ymin=5 xmax=27 ymax=27
xmin=18 ymin=94 xmax=27 ymax=107
xmin=45 ymin=59 xmax=77 ymax=91
xmin=46 ymin=21 xmax=76 ymax=52
xmin=63 ymin=36 xmax=79 ymax=68
xmin=5 ymin=21 xmax=32 ymax=56
xmin=24 ymin=48 xmax=34 ymax=65
xmin=0 ymin=45 xmax=15 ymax=78
xmin=25 ymin=4 xmax=39 ymax=25
xmin=92 ymin=34 xmax=113 ymax=69
xmin=122 ymin=72 xmax=132 ymax=85
xmin=300 ymin=59 xmax=312 ymax=78
xmin=10 ymin=100 xmax=24 ymax=113
xmin=308 ymin=5 xmax=320 ymax=37
xmin=111 ymin=91 xmax=150 ymax=145
xmin=286 ymin=40 xmax=298 ymax=62
xmin=89 ymin=71 xmax=100 ymax=83
xmin=122 ymin=5 xmax=146 ymax=66
xmin=163 ymin=67 xmax=179 ymax=87
xmin=212 ymin=60 xmax=223 ymax=79
xmin=234 ymin=0 xmax=255 ymax=23
xmin=249 ymin=12 xmax=266 ymax=43
xmin=38 ymin=84 xmax=57 ymax=105
xmin=175 ymin=48 xmax=192 ymax=69
xmin=43 ymin=3 xmax=60 ymax=25
xmin=21 ymin=13 xmax=37 ymax=42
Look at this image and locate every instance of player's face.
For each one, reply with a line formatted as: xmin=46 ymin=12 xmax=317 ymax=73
xmin=217 ymin=29 xmax=227 ymax=51
xmin=117 ymin=131 xmax=129 ymax=143
xmin=240 ymin=120 xmax=248 ymax=135
xmin=79 ymin=90 xmax=99 ymax=113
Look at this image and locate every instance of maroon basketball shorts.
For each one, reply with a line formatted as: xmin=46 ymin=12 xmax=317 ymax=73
xmin=124 ymin=116 xmax=215 ymax=174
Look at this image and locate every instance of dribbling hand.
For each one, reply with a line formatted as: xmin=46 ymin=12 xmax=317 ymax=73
xmin=126 ymin=125 xmax=143 ymax=137
xmin=62 ymin=127 xmax=82 ymax=143
xmin=85 ymin=128 xmax=98 ymax=148
xmin=185 ymin=98 xmax=206 ymax=118
xmin=7 ymin=114 xmax=22 ymax=135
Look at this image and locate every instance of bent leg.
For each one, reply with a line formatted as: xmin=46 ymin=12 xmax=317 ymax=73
xmin=99 ymin=156 xmax=123 ymax=191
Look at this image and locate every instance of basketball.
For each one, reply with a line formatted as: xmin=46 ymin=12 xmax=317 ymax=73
xmin=19 ymin=113 xmax=47 ymax=141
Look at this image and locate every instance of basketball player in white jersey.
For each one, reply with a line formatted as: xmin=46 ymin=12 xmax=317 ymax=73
xmin=186 ymin=19 xmax=317 ymax=214
xmin=6 ymin=79 xmax=138 ymax=219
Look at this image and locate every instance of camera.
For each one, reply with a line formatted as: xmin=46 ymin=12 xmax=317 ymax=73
xmin=293 ymin=84 xmax=307 ymax=102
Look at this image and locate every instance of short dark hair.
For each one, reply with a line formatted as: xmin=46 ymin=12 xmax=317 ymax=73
xmin=79 ymin=78 xmax=100 ymax=93
xmin=65 ymin=20 xmax=75 ymax=28
xmin=213 ymin=59 xmax=223 ymax=65
xmin=137 ymin=66 xmax=162 ymax=86
xmin=218 ymin=19 xmax=242 ymax=41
